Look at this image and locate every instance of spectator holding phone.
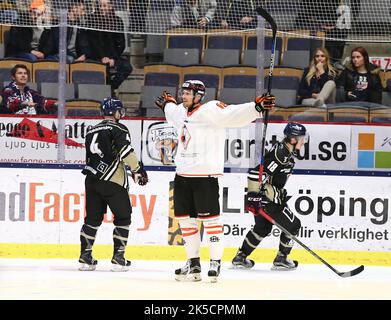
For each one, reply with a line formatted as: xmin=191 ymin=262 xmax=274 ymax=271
xmin=337 ymin=47 xmax=382 ymax=104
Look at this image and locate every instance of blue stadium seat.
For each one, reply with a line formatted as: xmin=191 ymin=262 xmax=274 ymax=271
xmin=70 ymin=62 xmax=106 ymax=84
xmin=246 ymin=36 xmax=283 ymax=52
xmin=33 ymin=61 xmax=66 ymax=83
xmin=207 ymin=35 xmax=244 ymax=50
xmin=167 ymin=34 xmax=204 ymax=51
xmin=144 ymin=64 xmax=181 ymax=87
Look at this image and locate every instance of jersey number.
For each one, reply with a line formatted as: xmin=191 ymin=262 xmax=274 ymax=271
xmin=90 ymin=133 xmax=104 ymax=158
xmin=267 ymin=161 xmax=278 ymax=172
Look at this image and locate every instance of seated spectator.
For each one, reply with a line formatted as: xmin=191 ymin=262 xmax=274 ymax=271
xmin=84 ymin=0 xmax=132 ymax=95
xmin=214 ymin=0 xmax=258 ymax=30
xmin=170 ymin=0 xmax=217 ymax=29
xmin=5 ymin=0 xmax=52 ymax=61
xmin=46 ymin=0 xmax=88 ymax=63
xmin=337 ymin=47 xmax=382 ymax=104
xmin=0 ymin=64 xmax=57 ymax=115
xmin=298 ymin=47 xmax=338 ymax=107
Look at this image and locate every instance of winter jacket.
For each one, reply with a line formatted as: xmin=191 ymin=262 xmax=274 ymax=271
xmin=336 ymin=62 xmax=383 ymax=104
xmin=298 ymin=67 xmax=336 ymax=102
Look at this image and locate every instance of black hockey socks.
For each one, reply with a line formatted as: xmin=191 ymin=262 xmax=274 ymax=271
xmin=279 ymin=232 xmax=294 ymax=256
xmin=240 ymin=229 xmax=264 ymax=256
xmin=113 ymin=225 xmax=130 ymax=255
xmin=80 ymin=224 xmax=99 ymax=253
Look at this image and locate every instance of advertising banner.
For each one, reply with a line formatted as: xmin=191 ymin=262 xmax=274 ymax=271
xmin=1 ymin=168 xmax=389 ymax=252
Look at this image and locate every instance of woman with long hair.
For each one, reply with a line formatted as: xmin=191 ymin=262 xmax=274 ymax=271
xmin=298 ymin=47 xmax=338 ymax=107
xmin=336 ymin=46 xmax=382 ymax=104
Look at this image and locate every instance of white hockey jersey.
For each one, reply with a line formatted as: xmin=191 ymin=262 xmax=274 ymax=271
xmin=164 ymin=100 xmax=261 ymax=177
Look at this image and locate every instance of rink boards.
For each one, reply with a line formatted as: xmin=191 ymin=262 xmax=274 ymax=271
xmin=0 ymin=116 xmax=390 ymax=265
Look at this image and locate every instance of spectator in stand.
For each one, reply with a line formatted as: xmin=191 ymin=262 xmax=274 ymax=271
xmin=298 ymin=47 xmax=338 ymax=107
xmin=337 ymin=47 xmax=382 ymax=104
xmin=0 ymin=64 xmax=57 ymax=115
xmin=214 ymin=0 xmax=258 ymax=30
xmin=0 ymin=0 xmax=18 ymax=23
xmin=5 ymin=0 xmax=52 ymax=61
xmin=84 ymin=0 xmax=132 ymax=96
xmin=46 ymin=0 xmax=88 ymax=63
xmin=170 ymin=0 xmax=217 ymax=29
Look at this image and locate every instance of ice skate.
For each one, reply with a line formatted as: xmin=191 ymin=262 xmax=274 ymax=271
xmin=232 ymin=250 xmax=255 ymax=269
xmin=175 ymin=258 xmax=201 ymax=282
xmin=78 ymin=250 xmax=97 ymax=271
xmin=111 ymin=251 xmax=131 ymax=272
xmin=208 ymin=259 xmax=221 ymax=283
xmin=271 ymin=253 xmax=298 ymax=271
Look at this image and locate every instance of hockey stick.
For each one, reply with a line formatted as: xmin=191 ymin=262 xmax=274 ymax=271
xmin=257 ymin=208 xmax=364 ymax=278
xmin=255 ymin=7 xmax=277 ymax=183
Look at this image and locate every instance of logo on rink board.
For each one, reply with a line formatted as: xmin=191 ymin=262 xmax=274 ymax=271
xmin=146 ymin=122 xmax=178 ymax=165
xmin=357 ymin=133 xmax=391 ymax=169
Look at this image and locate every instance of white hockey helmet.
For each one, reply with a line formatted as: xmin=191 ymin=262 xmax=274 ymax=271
xmin=181 ymin=80 xmax=206 ymax=101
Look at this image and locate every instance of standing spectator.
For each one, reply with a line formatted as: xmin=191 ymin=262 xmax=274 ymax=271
xmin=170 ymin=0 xmax=217 ymax=29
xmin=84 ymin=0 xmax=132 ymax=96
xmin=154 ymin=80 xmax=275 ymax=282
xmin=214 ymin=0 xmax=258 ymax=30
xmin=337 ymin=46 xmax=383 ymax=104
xmin=5 ymin=0 xmax=52 ymax=61
xmin=1 ymin=64 xmax=57 ymax=115
xmin=45 ymin=0 xmax=89 ymax=63
xmin=298 ymin=47 xmax=338 ymax=107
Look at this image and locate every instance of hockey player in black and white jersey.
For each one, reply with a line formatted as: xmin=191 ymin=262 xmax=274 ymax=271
xmin=155 ymin=80 xmax=276 ymax=282
xmin=232 ymin=122 xmax=307 ymax=271
xmin=79 ymin=97 xmax=148 ymax=272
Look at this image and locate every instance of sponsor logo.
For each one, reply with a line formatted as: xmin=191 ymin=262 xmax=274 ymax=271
xmin=357 ymin=133 xmax=391 ymax=169
xmin=146 ymin=122 xmax=178 ymax=165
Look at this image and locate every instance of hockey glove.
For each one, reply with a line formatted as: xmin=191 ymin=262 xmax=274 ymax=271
xmin=155 ymin=91 xmax=177 ymax=111
xmin=246 ymin=192 xmax=265 ymax=215
xmin=131 ymin=162 xmax=149 ymax=186
xmin=255 ymin=93 xmax=276 ymax=112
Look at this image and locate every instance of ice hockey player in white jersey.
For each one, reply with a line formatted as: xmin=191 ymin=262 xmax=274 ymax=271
xmin=155 ymin=80 xmax=276 ymax=282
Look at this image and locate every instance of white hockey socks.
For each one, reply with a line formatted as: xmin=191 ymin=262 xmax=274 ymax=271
xmin=179 ymin=218 xmax=201 ymax=259
xmin=203 ymin=216 xmax=224 ymax=261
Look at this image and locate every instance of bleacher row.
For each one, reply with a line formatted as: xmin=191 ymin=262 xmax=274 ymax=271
xmin=158 ymin=29 xmax=324 ymax=69
xmin=140 ymin=64 xmax=391 ymax=123
xmin=0 ymin=59 xmax=111 ymax=115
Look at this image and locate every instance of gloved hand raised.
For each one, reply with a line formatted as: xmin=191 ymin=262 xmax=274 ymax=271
xmin=155 ymin=91 xmax=177 ymax=110
xmin=255 ymin=93 xmax=276 ymax=112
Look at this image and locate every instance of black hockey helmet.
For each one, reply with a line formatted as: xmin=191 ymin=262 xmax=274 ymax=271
xmin=101 ymin=97 xmax=125 ymax=117
xmin=283 ymin=122 xmax=307 ymax=138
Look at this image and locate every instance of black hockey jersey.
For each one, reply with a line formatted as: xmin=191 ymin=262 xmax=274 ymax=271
xmin=82 ymin=120 xmax=134 ymax=188
xmin=248 ymin=141 xmax=295 ymax=201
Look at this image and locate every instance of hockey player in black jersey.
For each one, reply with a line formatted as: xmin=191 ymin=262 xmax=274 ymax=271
xmin=79 ymin=97 xmax=148 ymax=272
xmin=232 ymin=122 xmax=307 ymax=271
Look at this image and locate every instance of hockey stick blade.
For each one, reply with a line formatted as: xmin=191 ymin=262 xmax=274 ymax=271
xmin=338 ymin=265 xmax=364 ymax=278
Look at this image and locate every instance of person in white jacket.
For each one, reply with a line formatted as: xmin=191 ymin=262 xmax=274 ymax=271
xmin=155 ymin=80 xmax=275 ymax=282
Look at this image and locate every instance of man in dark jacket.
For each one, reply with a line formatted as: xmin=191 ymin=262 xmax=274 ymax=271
xmin=84 ymin=0 xmax=132 ymax=95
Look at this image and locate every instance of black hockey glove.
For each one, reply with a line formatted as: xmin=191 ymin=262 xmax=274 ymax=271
xmin=246 ymin=192 xmax=265 ymax=215
xmin=255 ymin=93 xmax=276 ymax=112
xmin=155 ymin=91 xmax=177 ymax=111
xmin=131 ymin=162 xmax=149 ymax=186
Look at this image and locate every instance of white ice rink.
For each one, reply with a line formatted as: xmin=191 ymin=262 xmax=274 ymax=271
xmin=1 ymin=259 xmax=390 ymax=300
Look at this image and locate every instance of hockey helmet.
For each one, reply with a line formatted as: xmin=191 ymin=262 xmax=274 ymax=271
xmin=181 ymin=80 xmax=206 ymax=101
xmin=283 ymin=122 xmax=307 ymax=138
xmin=101 ymin=97 xmax=125 ymax=117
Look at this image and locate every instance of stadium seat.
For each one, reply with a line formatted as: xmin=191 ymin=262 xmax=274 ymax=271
xmin=222 ymin=66 xmax=257 ymax=89
xmin=369 ymin=106 xmax=391 ymax=123
xmin=207 ymin=35 xmax=244 ymax=50
xmin=41 ymin=82 xmax=75 ymax=100
xmin=144 ymin=64 xmax=181 ymax=87
xmin=382 ymin=92 xmax=391 ymax=107
xmin=246 ymin=35 xmax=283 ymax=52
xmin=219 ymin=88 xmax=255 ymax=104
xmin=286 ymin=37 xmax=312 ymax=51
xmin=182 ymin=65 xmax=222 ymax=98
xmin=0 ymin=59 xmax=33 ymax=85
xmin=167 ymin=33 xmax=205 ymax=51
xmin=242 ymin=50 xmax=280 ymax=67
xmin=145 ymin=108 xmax=165 ymax=117
xmin=140 ymin=85 xmax=177 ymax=110
xmin=33 ymin=60 xmax=67 ymax=83
xmin=163 ymin=48 xmax=200 ymax=66
xmin=65 ymin=99 xmax=101 ymax=116
xmin=0 ymin=44 xmax=4 ymax=59
xmin=203 ymin=49 xmax=240 ymax=67
xmin=281 ymin=50 xmax=310 ymax=69
xmin=70 ymin=62 xmax=106 ymax=84
xmin=328 ymin=106 xmax=369 ymax=123
xmin=77 ymin=84 xmax=111 ymax=101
